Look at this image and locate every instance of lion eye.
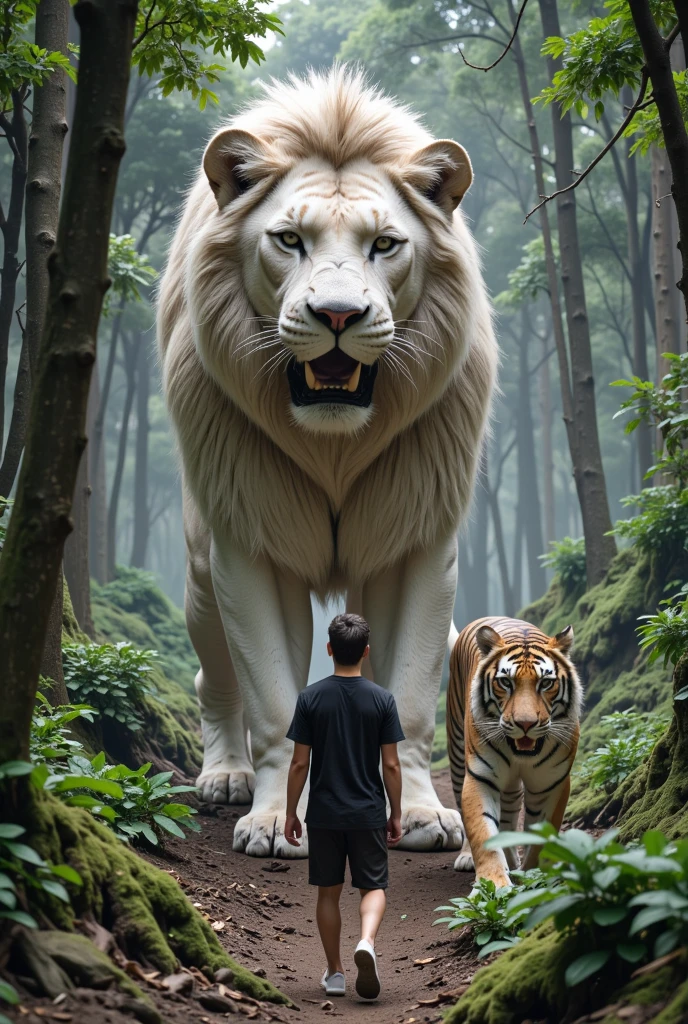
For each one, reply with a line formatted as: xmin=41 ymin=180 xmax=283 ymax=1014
xmin=280 ymin=232 xmax=301 ymax=248
xmin=371 ymin=236 xmax=398 ymax=254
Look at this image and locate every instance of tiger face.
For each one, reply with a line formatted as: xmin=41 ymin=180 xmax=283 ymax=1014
xmin=471 ymin=624 xmax=580 ymax=756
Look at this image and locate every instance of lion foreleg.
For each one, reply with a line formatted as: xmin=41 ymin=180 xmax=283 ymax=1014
xmin=210 ymin=531 xmax=312 ymax=858
xmin=363 ymin=534 xmax=464 ymax=851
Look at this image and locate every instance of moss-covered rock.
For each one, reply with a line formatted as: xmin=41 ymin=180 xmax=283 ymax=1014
xmin=92 ymin=568 xmax=197 ymax=693
xmin=29 ymin=795 xmax=288 ymax=1004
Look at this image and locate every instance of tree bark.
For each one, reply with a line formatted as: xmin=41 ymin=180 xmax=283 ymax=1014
xmin=39 ymin=569 xmax=68 ymax=705
xmin=64 ymin=446 xmax=94 ymax=636
xmin=517 ymin=312 xmax=546 ymax=599
xmin=0 ymin=332 xmax=30 ymax=498
xmin=0 ymin=88 xmax=28 ymax=470
xmin=488 ymin=487 xmax=516 ymax=617
xmin=539 ymin=327 xmax=555 ymax=546
xmin=88 ymin=364 xmax=108 ymax=584
xmin=628 ymin=0 xmax=688 ymax=325
xmin=651 ymin=145 xmax=681 ymax=370
xmin=130 ymin=332 xmax=150 ymax=568
xmin=537 ymin=0 xmax=617 ymax=587
xmin=0 ymin=0 xmax=136 ymax=765
xmin=107 ymin=332 xmax=137 ymax=581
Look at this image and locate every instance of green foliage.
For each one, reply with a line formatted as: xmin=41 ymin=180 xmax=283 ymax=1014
xmin=626 ymin=70 xmax=688 ymax=154
xmin=132 ymin=0 xmax=283 ymax=106
xmin=494 ymin=237 xmax=550 ymax=308
xmin=486 ymin=824 xmax=688 ymax=987
xmin=0 ymin=978 xmax=19 ymax=1024
xmin=613 ymin=487 xmax=688 ymax=560
xmin=0 ymin=814 xmax=82 ymax=931
xmin=62 ymin=640 xmax=159 ymax=731
xmin=434 ymin=872 xmax=545 ymax=958
xmin=27 ymin=697 xmax=200 ymax=845
xmin=539 ymin=537 xmax=586 ymax=591
xmin=576 ymin=709 xmax=670 ymax=792
xmin=0 ymin=0 xmax=75 ymax=100
xmin=612 ymin=353 xmax=688 ymax=486
xmin=637 ymin=583 xmax=688 ymax=671
xmin=104 ymin=234 xmax=157 ymax=314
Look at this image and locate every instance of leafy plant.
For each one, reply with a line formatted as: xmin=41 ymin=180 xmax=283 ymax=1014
xmin=0 ymin=978 xmax=19 ymax=1024
xmin=62 ymin=641 xmax=159 ymax=731
xmin=576 ymin=709 xmax=670 ymax=791
xmin=539 ymin=537 xmax=586 ymax=591
xmin=30 ymin=691 xmax=97 ymax=763
xmin=485 ymin=824 xmax=688 ymax=987
xmin=0 ymin=819 xmax=82 ymax=931
xmin=638 ymin=583 xmax=688 ymax=671
xmin=434 ymin=871 xmax=545 ymax=958
xmin=612 ymin=487 xmax=688 ymax=559
xmin=104 ymin=234 xmax=157 ymax=315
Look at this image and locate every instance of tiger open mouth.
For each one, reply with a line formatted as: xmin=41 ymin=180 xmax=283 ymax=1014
xmin=287 ymin=349 xmax=378 ymax=408
xmin=508 ymin=736 xmax=544 ymax=756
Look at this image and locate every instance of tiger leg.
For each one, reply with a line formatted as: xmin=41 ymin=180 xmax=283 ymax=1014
xmin=455 ymin=771 xmax=510 ymax=888
xmin=499 ymin=785 xmax=523 ymax=871
xmin=522 ymin=774 xmax=571 ymax=870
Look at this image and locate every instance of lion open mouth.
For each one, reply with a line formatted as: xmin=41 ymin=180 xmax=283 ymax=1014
xmin=287 ymin=350 xmax=378 ymax=408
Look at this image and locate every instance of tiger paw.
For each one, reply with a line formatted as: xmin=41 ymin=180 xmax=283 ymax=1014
xmin=397 ymin=806 xmax=464 ymax=851
xmin=453 ymin=850 xmax=474 ymax=872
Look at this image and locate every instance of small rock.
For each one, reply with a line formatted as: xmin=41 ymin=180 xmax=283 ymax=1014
xmin=162 ymin=972 xmax=193 ymax=995
xmin=261 ymin=861 xmax=290 ymax=873
xmin=253 ymin=968 xmax=267 ymax=978
xmin=198 ymin=992 xmax=239 ymax=1014
xmin=321 ymin=1000 xmax=333 ymax=1011
xmin=213 ymin=968 xmax=235 ymax=985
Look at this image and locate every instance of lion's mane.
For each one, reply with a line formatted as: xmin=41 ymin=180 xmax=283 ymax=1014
xmin=158 ymin=68 xmax=497 ymax=596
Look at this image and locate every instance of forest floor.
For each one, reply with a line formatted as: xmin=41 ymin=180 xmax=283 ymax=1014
xmin=6 ymin=772 xmax=480 ymax=1024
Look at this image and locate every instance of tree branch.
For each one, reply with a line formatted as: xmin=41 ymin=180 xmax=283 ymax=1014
xmin=458 ymin=0 xmax=531 ymax=71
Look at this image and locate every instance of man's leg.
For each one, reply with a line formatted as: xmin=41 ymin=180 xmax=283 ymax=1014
xmin=317 ymin=885 xmax=344 ymax=975
xmin=359 ymin=889 xmax=386 ymax=945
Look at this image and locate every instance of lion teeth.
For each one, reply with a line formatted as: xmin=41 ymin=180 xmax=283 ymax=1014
xmin=304 ymin=362 xmax=316 ymax=389
xmin=345 ymin=363 xmax=362 ymax=392
xmin=313 ymin=379 xmax=323 ymax=390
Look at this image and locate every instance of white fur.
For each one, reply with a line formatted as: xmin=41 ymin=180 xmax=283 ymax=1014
xmin=157 ymin=69 xmax=498 ymax=855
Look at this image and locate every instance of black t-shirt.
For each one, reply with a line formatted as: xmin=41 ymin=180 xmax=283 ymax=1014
xmin=286 ymin=674 xmax=405 ymax=830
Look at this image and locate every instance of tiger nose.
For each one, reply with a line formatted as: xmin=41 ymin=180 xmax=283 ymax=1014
xmin=515 ymin=719 xmax=537 ymax=734
xmin=308 ymin=304 xmax=369 ymax=334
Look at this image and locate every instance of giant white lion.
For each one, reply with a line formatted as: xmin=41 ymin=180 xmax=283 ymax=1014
xmin=157 ymin=68 xmax=498 ymax=858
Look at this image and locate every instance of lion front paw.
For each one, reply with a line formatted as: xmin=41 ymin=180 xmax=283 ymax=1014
xmin=196 ymin=765 xmax=255 ymax=805
xmin=233 ymin=811 xmax=309 ymax=859
xmin=397 ymin=806 xmax=464 ymax=851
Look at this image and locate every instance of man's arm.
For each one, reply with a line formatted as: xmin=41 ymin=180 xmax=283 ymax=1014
xmin=381 ymin=742 xmax=403 ymax=846
xmin=285 ymin=742 xmax=310 ymax=846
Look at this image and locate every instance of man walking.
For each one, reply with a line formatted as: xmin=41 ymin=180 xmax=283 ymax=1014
xmin=284 ymin=613 xmax=404 ymax=1000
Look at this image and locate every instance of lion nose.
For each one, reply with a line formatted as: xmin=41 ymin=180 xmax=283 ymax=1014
xmin=308 ymin=304 xmax=369 ymax=334
xmin=515 ymin=719 xmax=537 ymax=735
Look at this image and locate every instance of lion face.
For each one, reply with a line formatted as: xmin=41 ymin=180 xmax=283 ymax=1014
xmin=239 ymin=158 xmax=429 ymax=434
xmin=200 ymin=124 xmax=474 ymax=437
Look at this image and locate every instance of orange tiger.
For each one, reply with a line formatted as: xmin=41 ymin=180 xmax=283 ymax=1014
xmin=447 ymin=616 xmax=582 ymax=888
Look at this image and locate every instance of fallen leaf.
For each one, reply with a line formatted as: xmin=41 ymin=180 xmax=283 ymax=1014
xmin=52 ymin=995 xmax=67 ymax=1006
xmin=321 ymin=1001 xmax=333 ymax=1011
xmin=418 ymin=997 xmax=441 ymax=1007
xmin=211 ymin=920 xmax=225 ymax=932
xmin=50 ymin=1015 xmax=72 ymax=1022
xmin=414 ymin=957 xmax=435 ymax=965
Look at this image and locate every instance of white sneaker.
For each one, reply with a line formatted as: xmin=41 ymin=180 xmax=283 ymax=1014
xmin=354 ymin=939 xmax=380 ymax=1000
xmin=320 ymin=969 xmax=346 ymax=996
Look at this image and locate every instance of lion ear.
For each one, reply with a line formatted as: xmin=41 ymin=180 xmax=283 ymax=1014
xmin=203 ymin=128 xmax=268 ymax=210
xmin=551 ymin=625 xmax=574 ymax=655
xmin=404 ymin=140 xmax=473 ymax=217
xmin=476 ymin=625 xmax=504 ymax=658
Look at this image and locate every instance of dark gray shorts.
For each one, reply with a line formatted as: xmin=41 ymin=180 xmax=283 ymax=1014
xmin=308 ymin=826 xmax=389 ymax=890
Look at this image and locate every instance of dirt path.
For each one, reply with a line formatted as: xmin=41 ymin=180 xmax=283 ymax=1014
xmin=150 ymin=769 xmax=476 ymax=1023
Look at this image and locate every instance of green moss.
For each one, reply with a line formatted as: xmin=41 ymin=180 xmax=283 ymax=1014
xmin=92 ymin=568 xmax=198 ymax=693
xmin=29 ymin=795 xmax=288 ymax=1004
xmin=444 ymin=924 xmax=570 ymax=1024
xmin=565 ymin=772 xmax=610 ymax=825
xmin=595 ymin=964 xmax=688 ymax=1024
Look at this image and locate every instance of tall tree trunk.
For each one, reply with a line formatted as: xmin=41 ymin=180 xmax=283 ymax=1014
xmin=512 ymin=498 xmax=523 ymax=612
xmin=0 ymin=0 xmax=136 ymax=766
xmin=40 ymin=569 xmax=68 ymax=705
xmin=130 ymin=333 xmax=150 ymax=567
xmin=107 ymin=333 xmax=137 ymax=581
xmin=537 ymin=0 xmax=617 ymax=587
xmin=518 ymin=313 xmax=546 ymax=599
xmin=88 ymin=365 xmax=108 ymax=583
xmin=0 ymin=87 xmax=28 ymax=474
xmin=64 ymin=443 xmax=94 ymax=635
xmin=488 ymin=486 xmax=516 ymax=617
xmin=652 ymin=143 xmax=681 ymax=364
xmin=539 ymin=329 xmax=555 ymax=546
xmin=623 ymin=101 xmax=653 ymax=479
xmin=628 ymin=0 xmax=688 ymax=324
xmin=0 ymin=333 xmax=30 ymax=498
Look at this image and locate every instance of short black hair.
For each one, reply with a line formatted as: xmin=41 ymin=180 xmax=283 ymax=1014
xmin=328 ymin=613 xmax=370 ymax=665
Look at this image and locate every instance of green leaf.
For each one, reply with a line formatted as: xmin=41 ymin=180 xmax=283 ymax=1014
xmin=152 ymin=814 xmax=185 ymax=838
xmin=0 ymin=824 xmax=25 ymax=840
xmin=616 ymin=942 xmax=646 ymax=963
xmin=565 ymin=950 xmax=611 ymax=987
xmin=53 ymin=776 xmax=124 ymax=798
xmin=0 ymin=890 xmax=16 ymax=909
xmin=526 ymin=893 xmax=583 ymax=931
xmin=40 ymin=879 xmax=70 ymax=903
xmin=0 ymin=909 xmax=37 ymax=927
xmin=49 ymin=864 xmax=82 ymax=886
xmin=592 ymin=906 xmax=628 ymax=926
xmin=3 ymin=842 xmax=45 ymax=866
xmin=483 ymin=831 xmax=547 ymax=851
xmin=0 ymin=761 xmax=34 ymax=778
xmin=0 ymin=980 xmax=19 ymax=1005
xmin=630 ymin=906 xmax=673 ymax=934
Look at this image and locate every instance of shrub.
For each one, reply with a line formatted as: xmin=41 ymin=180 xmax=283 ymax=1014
xmin=434 ymin=871 xmax=546 ymax=958
xmin=576 ymin=708 xmax=670 ymax=792
xmin=539 ymin=537 xmax=586 ymax=590
xmin=485 ymin=824 xmax=688 ymax=987
xmin=612 ymin=486 xmax=688 ymax=559
xmin=62 ymin=640 xmax=159 ymax=731
xmin=637 ymin=582 xmax=688 ymax=672
xmin=30 ymin=690 xmax=97 ymax=763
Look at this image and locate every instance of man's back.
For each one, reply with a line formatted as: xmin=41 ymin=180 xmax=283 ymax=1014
xmin=287 ymin=674 xmax=404 ymax=829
